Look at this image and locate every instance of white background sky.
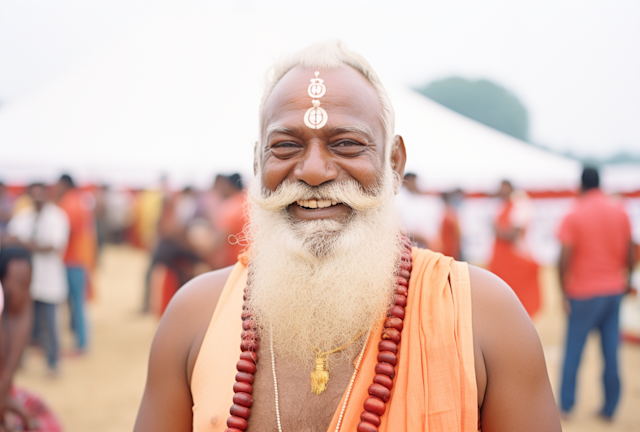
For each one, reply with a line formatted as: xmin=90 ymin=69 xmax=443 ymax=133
xmin=1 ymin=0 xmax=638 ymax=158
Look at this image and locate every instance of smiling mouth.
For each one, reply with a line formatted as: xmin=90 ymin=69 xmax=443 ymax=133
xmin=295 ymin=199 xmax=341 ymax=209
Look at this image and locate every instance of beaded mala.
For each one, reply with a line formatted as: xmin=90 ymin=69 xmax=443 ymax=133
xmin=225 ymin=236 xmax=413 ymax=432
xmin=225 ymin=286 xmax=259 ymax=432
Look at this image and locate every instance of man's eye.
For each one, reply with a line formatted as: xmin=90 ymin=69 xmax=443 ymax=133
xmin=273 ymin=142 xmax=298 ymax=148
xmin=333 ymin=140 xmax=365 ymax=154
xmin=335 ymin=140 xmax=361 ymax=147
xmin=270 ymin=142 xmax=301 ymax=158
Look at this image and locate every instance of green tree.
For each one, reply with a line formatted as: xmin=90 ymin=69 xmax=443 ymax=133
xmin=416 ymin=77 xmax=529 ymax=141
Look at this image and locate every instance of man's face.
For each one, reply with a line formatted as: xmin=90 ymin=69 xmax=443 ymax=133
xmin=217 ymin=178 xmax=237 ymax=199
xmin=29 ymin=185 xmax=47 ymax=207
xmin=260 ymin=66 xmax=397 ymax=224
xmin=55 ymin=180 xmax=68 ymax=199
xmin=497 ymin=181 xmax=513 ymax=200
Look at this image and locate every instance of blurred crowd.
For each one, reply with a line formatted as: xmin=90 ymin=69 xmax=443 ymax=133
xmin=0 ymin=167 xmax=637 ymax=428
xmin=397 ymin=168 xmax=638 ymax=422
xmin=396 ymin=173 xmax=544 ymax=314
xmin=0 ymin=172 xmax=247 ymax=430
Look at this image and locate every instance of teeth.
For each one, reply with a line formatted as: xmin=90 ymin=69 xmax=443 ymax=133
xmin=295 ymin=199 xmax=340 ymax=208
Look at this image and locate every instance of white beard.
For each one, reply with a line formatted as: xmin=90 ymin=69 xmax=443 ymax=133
xmin=245 ymin=168 xmax=404 ymax=368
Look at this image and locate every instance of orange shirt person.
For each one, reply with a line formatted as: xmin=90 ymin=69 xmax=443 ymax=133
xmin=134 ymin=41 xmax=560 ymax=432
xmin=488 ymin=181 xmax=541 ymax=318
xmin=56 ymin=174 xmax=97 ymax=352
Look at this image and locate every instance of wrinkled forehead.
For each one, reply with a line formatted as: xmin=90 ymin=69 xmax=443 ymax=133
xmin=260 ymin=66 xmax=384 ymax=138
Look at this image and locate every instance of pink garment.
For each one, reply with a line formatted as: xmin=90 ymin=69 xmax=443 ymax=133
xmin=7 ymin=387 xmax=63 ymax=432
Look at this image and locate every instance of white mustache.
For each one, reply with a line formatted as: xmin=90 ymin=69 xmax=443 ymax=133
xmin=249 ymin=178 xmax=391 ymax=212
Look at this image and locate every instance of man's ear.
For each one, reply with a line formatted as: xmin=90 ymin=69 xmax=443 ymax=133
xmin=390 ymin=135 xmax=407 ymax=192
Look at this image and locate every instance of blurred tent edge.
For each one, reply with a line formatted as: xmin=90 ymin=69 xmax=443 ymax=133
xmin=0 ymin=9 xmax=612 ymax=193
xmin=389 ymin=83 xmax=581 ymax=193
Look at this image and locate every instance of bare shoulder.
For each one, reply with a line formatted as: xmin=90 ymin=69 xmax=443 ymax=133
xmin=162 ymin=266 xmax=235 ymax=381
xmin=134 ymin=266 xmax=233 ymax=432
xmin=467 ymin=265 xmax=561 ymax=431
xmin=467 ymin=265 xmax=534 ymax=346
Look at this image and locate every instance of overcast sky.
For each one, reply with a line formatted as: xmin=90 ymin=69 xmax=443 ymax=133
xmin=1 ymin=0 xmax=638 ymax=158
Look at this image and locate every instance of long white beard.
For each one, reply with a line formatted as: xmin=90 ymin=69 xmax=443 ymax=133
xmin=245 ymin=169 xmax=404 ymax=368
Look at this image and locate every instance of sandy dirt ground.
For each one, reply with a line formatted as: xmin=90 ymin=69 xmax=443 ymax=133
xmin=14 ymin=245 xmax=640 ymax=431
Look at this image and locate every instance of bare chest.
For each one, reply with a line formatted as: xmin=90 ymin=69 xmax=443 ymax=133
xmin=246 ymin=355 xmax=354 ymax=432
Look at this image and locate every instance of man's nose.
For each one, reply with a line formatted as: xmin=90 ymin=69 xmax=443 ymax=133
xmin=293 ymin=144 xmax=338 ymax=186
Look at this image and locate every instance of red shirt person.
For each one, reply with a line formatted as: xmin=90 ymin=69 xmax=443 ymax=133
xmin=558 ymin=193 xmax=632 ymax=300
xmin=556 ymin=167 xmax=633 ymax=420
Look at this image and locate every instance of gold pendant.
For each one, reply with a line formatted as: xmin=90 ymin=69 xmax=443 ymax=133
xmin=310 ymin=355 xmax=329 ymax=394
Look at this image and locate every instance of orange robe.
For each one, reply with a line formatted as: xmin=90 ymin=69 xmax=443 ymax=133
xmin=489 ymin=201 xmax=540 ymax=318
xmin=191 ymin=249 xmax=477 ymax=431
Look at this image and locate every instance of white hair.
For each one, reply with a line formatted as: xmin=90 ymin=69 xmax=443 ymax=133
xmin=256 ymin=40 xmax=396 ymax=170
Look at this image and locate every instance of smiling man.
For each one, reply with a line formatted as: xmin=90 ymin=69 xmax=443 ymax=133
xmin=134 ymin=41 xmax=561 ymax=432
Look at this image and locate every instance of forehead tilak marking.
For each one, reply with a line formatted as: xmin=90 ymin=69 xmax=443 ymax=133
xmin=303 ymin=71 xmax=328 ymax=130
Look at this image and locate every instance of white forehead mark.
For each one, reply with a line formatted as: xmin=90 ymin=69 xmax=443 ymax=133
xmin=304 ymin=71 xmax=328 ymax=129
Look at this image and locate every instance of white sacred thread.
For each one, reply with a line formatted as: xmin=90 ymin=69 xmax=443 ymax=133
xmin=270 ymin=326 xmax=283 ymax=432
xmin=304 ymin=71 xmax=329 ymax=129
xmin=334 ymin=336 xmax=368 ymax=432
xmin=270 ymin=328 xmax=370 ymax=432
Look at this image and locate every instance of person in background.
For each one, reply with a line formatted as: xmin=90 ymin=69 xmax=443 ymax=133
xmin=104 ymin=186 xmax=134 ymax=244
xmin=395 ymin=173 xmax=442 ymax=249
xmin=146 ymin=186 xmax=201 ymax=316
xmin=56 ymin=174 xmax=97 ymax=354
xmin=211 ymin=174 xmax=247 ymax=269
xmin=197 ymin=175 xmax=226 ymax=230
xmin=0 ymin=182 xmax=15 ymax=236
xmin=6 ymin=183 xmax=69 ymax=375
xmin=0 ymin=244 xmax=34 ymax=428
xmin=93 ymin=184 xmax=109 ymax=255
xmin=557 ymin=167 xmax=634 ymax=421
xmin=184 ymin=175 xmax=227 ymax=269
xmin=0 ymin=248 xmax=63 ymax=431
xmin=488 ymin=180 xmax=541 ymax=318
xmin=438 ymin=189 xmax=462 ymax=261
xmin=0 ymin=183 xmax=32 ymax=405
xmin=173 ymin=187 xmax=199 ymax=231
xmin=132 ymin=186 xmax=164 ymax=251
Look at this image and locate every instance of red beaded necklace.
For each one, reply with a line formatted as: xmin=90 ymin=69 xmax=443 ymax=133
xmin=226 ymin=236 xmax=413 ymax=432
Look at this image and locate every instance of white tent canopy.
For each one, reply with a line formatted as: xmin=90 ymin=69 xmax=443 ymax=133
xmin=0 ymin=11 xmax=581 ymax=192
xmin=389 ymin=83 xmax=581 ymax=192
xmin=601 ymin=163 xmax=640 ymax=193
